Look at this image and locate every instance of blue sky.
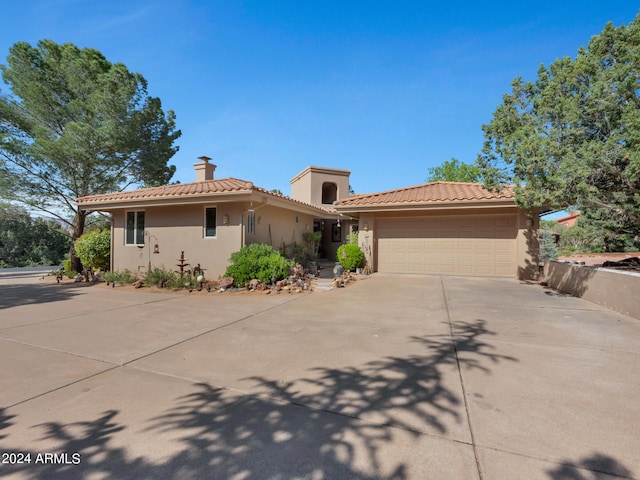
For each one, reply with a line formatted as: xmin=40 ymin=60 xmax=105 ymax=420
xmin=1 ymin=1 xmax=638 ymax=196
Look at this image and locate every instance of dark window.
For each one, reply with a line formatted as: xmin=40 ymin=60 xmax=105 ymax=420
xmin=126 ymin=211 xmax=145 ymax=245
xmin=205 ymin=207 xmax=217 ymax=237
xmin=247 ymin=212 xmax=255 ymax=235
xmin=322 ymin=182 xmax=337 ymax=204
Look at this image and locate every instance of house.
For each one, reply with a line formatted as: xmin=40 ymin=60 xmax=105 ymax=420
xmin=555 ymin=211 xmax=580 ymax=228
xmin=75 ymin=158 xmax=539 ymax=280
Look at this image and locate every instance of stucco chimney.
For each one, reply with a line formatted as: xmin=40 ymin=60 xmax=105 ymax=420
xmin=194 ymin=156 xmax=216 ymax=182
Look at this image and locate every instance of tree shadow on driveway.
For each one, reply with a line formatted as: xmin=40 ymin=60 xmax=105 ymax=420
xmin=0 ymin=320 xmax=528 ymax=479
xmin=0 ymin=283 xmax=91 ymax=310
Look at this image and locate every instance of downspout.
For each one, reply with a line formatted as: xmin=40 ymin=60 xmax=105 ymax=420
xmin=110 ymin=213 xmax=115 ymax=272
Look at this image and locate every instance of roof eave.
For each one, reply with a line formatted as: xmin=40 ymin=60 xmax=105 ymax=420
xmin=77 ymin=190 xmax=334 ymax=217
xmin=333 ymin=198 xmax=518 ymax=213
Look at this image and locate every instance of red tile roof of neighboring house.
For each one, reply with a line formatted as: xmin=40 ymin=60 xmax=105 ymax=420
xmin=555 ymin=212 xmax=580 ymax=226
xmin=76 ymin=178 xmax=335 ymax=213
xmin=334 ymin=182 xmax=515 ymax=207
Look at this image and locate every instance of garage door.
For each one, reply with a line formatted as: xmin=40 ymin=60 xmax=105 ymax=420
xmin=376 ymin=215 xmax=517 ymax=277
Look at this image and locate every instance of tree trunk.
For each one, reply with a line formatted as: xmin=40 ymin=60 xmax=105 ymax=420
xmin=69 ymin=209 xmax=87 ymax=273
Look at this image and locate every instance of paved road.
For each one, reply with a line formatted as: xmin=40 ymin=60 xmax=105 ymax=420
xmin=0 ymin=273 xmax=638 ymax=479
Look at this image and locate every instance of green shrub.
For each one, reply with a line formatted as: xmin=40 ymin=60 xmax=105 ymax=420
xmin=74 ymin=229 xmax=110 ymax=271
xmin=336 ymin=243 xmax=364 ymax=271
xmin=103 ymin=269 xmax=137 ymax=286
xmin=144 ymin=267 xmax=179 ymax=288
xmin=63 ymin=259 xmax=76 ymax=278
xmin=225 ymin=243 xmax=294 ymax=286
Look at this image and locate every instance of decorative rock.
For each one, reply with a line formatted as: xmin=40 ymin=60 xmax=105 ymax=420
xmin=219 ymin=277 xmax=234 ymax=289
xmin=132 ymin=280 xmax=143 ymax=289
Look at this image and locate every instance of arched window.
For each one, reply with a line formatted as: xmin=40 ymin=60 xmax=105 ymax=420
xmin=322 ymin=182 xmax=337 ymax=204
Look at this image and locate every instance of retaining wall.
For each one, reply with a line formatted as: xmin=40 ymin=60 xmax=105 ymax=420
xmin=545 ymin=261 xmax=640 ymax=320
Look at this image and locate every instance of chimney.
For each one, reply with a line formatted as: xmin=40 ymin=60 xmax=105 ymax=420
xmin=194 ymin=155 xmax=216 ymax=182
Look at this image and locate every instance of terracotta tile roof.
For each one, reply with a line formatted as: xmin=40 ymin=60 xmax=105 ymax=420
xmin=76 ymin=178 xmax=335 ymax=213
xmin=334 ymin=182 xmax=515 ymax=207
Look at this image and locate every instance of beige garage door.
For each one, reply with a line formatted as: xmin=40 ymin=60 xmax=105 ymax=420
xmin=376 ymin=214 xmax=517 ymax=277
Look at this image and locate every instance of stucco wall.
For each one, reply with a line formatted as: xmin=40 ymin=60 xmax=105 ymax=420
xmin=111 ymin=202 xmax=316 ymax=280
xmin=246 ymin=204 xmax=316 ymax=253
xmin=290 ymin=166 xmax=350 ymax=206
xmin=545 ymin=261 xmax=640 ymax=319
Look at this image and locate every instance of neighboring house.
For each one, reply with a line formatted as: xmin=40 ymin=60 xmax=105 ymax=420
xmin=76 ymin=158 xmax=539 ymax=280
xmin=555 ymin=212 xmax=580 ymax=228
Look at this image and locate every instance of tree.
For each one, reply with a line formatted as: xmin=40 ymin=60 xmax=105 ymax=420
xmin=0 ymin=203 xmax=70 ymax=267
xmin=0 ymin=40 xmax=181 ymax=271
xmin=478 ymin=16 xmax=640 ymax=243
xmin=427 ymin=158 xmax=482 ymax=182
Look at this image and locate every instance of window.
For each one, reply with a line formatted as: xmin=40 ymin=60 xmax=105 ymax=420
xmin=247 ymin=212 xmax=255 ymax=235
xmin=205 ymin=207 xmax=217 ymax=237
xmin=322 ymin=182 xmax=338 ymax=204
xmin=126 ymin=211 xmax=145 ymax=245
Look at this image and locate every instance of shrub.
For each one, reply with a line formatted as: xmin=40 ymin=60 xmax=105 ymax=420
xmin=103 ymin=269 xmax=137 ymax=286
xmin=74 ymin=229 xmax=111 ymax=271
xmin=144 ymin=267 xmax=179 ymax=288
xmin=539 ymin=230 xmax=558 ymax=262
xmin=346 ymin=231 xmax=358 ymax=245
xmin=225 ymin=243 xmax=294 ymax=286
xmin=336 ymin=243 xmax=364 ymax=271
xmin=63 ymin=259 xmax=76 ymax=278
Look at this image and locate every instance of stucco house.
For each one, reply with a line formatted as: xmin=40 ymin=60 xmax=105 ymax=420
xmin=75 ymin=157 xmax=539 ymax=280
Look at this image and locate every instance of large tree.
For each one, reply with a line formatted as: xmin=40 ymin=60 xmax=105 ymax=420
xmin=426 ymin=158 xmax=482 ymax=183
xmin=0 ymin=40 xmax=181 ymax=270
xmin=478 ymin=16 xmax=640 ymax=242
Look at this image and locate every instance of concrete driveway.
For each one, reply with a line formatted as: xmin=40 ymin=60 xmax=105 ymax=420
xmin=0 ymin=271 xmax=638 ymax=479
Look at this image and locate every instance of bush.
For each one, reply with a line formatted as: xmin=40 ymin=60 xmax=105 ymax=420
xmin=336 ymin=243 xmax=364 ymax=271
xmin=144 ymin=267 xmax=179 ymax=288
xmin=539 ymin=230 xmax=558 ymax=262
xmin=103 ymin=269 xmax=137 ymax=286
xmin=74 ymin=229 xmax=110 ymax=271
xmin=225 ymin=243 xmax=294 ymax=287
xmin=63 ymin=259 xmax=76 ymax=278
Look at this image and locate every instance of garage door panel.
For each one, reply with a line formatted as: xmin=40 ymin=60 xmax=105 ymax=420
xmin=377 ymin=215 xmax=517 ymax=277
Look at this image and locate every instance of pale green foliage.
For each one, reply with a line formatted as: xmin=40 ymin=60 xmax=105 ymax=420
xmin=0 ymin=40 xmax=181 ymax=270
xmin=479 ymin=16 xmax=640 ymax=240
xmin=539 ymin=230 xmax=559 ymax=262
xmin=427 ymin=158 xmax=482 ymax=183
xmin=74 ymin=229 xmax=110 ymax=271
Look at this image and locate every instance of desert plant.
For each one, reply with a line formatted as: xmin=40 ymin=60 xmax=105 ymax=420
xmin=336 ymin=243 xmax=364 ymax=272
xmin=346 ymin=231 xmax=358 ymax=245
xmin=302 ymin=231 xmax=322 ymax=260
xmin=539 ymin=230 xmax=559 ymax=262
xmin=74 ymin=229 xmax=111 ymax=271
xmin=144 ymin=267 xmax=178 ymax=288
xmin=225 ymin=243 xmax=294 ymax=286
xmin=103 ymin=269 xmax=137 ymax=286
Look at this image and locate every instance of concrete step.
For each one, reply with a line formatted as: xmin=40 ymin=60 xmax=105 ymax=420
xmin=312 ymin=278 xmax=334 ymax=292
